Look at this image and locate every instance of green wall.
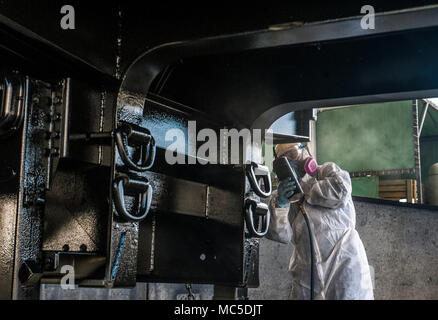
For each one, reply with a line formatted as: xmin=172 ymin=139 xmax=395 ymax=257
xmin=351 ymin=176 xmax=379 ymax=198
xmin=316 ymin=102 xmax=415 ymax=173
xmin=316 ymin=101 xmax=416 ymax=198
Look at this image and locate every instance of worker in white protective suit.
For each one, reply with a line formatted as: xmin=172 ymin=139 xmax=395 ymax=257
xmin=267 ymin=143 xmax=374 ymax=300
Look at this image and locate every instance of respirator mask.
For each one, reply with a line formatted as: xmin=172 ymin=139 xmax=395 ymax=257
xmin=277 ymin=144 xmax=318 ymax=178
xmin=289 ymin=157 xmax=318 ymax=177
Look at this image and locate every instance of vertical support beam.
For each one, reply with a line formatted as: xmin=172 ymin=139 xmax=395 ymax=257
xmin=308 ymin=119 xmax=317 ymax=159
xmin=419 ymin=102 xmax=429 ymax=135
xmin=12 ymin=79 xmax=50 ymax=300
xmin=0 ymin=77 xmax=47 ymax=299
xmin=412 ymin=99 xmax=423 ymax=203
xmin=105 ymin=94 xmax=140 ymax=288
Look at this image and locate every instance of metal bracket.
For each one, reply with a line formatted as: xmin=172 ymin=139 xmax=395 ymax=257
xmin=44 ymin=78 xmax=71 ymax=189
xmin=115 ymin=122 xmax=156 ymax=172
xmin=244 ymin=199 xmax=270 ymax=238
xmin=112 ymin=175 xmax=153 ymax=222
xmin=18 ymin=260 xmax=43 ymax=287
xmin=0 ymin=74 xmax=27 ymax=137
xmin=246 ymin=162 xmax=272 ymax=198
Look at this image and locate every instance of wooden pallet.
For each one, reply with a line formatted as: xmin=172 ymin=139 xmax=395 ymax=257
xmin=379 ymin=179 xmax=418 ymax=203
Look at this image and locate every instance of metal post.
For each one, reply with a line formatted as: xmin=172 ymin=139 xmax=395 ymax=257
xmin=412 ymin=99 xmax=423 ymax=203
xmin=419 ymin=102 xmax=429 ymax=135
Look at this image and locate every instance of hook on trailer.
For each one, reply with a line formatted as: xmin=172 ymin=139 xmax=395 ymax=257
xmin=115 ymin=122 xmax=156 ymax=172
xmin=112 ymin=175 xmax=153 ymax=222
xmin=244 ymin=199 xmax=270 ymax=238
xmin=246 ymin=162 xmax=272 ymax=198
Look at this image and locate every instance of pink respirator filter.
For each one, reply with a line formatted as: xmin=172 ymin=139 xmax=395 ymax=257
xmin=304 ymin=157 xmax=318 ymax=175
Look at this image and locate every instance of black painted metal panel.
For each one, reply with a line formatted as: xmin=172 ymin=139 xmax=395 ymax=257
xmin=42 ymin=160 xmax=110 ymax=253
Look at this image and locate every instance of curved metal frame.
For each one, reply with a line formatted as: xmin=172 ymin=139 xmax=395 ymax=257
xmin=118 ymin=6 xmax=438 ymax=132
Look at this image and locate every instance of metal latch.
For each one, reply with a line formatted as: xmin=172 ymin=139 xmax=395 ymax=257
xmin=112 ymin=175 xmax=152 ymax=222
xmin=115 ymin=122 xmax=156 ymax=172
xmin=246 ymin=162 xmax=272 ymax=198
xmin=245 ymin=199 xmax=270 ymax=238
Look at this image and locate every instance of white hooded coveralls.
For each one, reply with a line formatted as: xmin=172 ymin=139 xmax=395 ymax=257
xmin=267 ymin=162 xmax=374 ymax=300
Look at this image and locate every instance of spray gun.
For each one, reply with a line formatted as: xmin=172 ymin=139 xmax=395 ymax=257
xmin=273 ymin=157 xmax=304 ymax=195
xmin=272 ymin=156 xmax=316 ymax=300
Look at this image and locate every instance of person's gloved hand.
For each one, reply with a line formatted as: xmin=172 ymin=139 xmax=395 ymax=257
xmin=276 ymin=177 xmax=296 ymax=208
